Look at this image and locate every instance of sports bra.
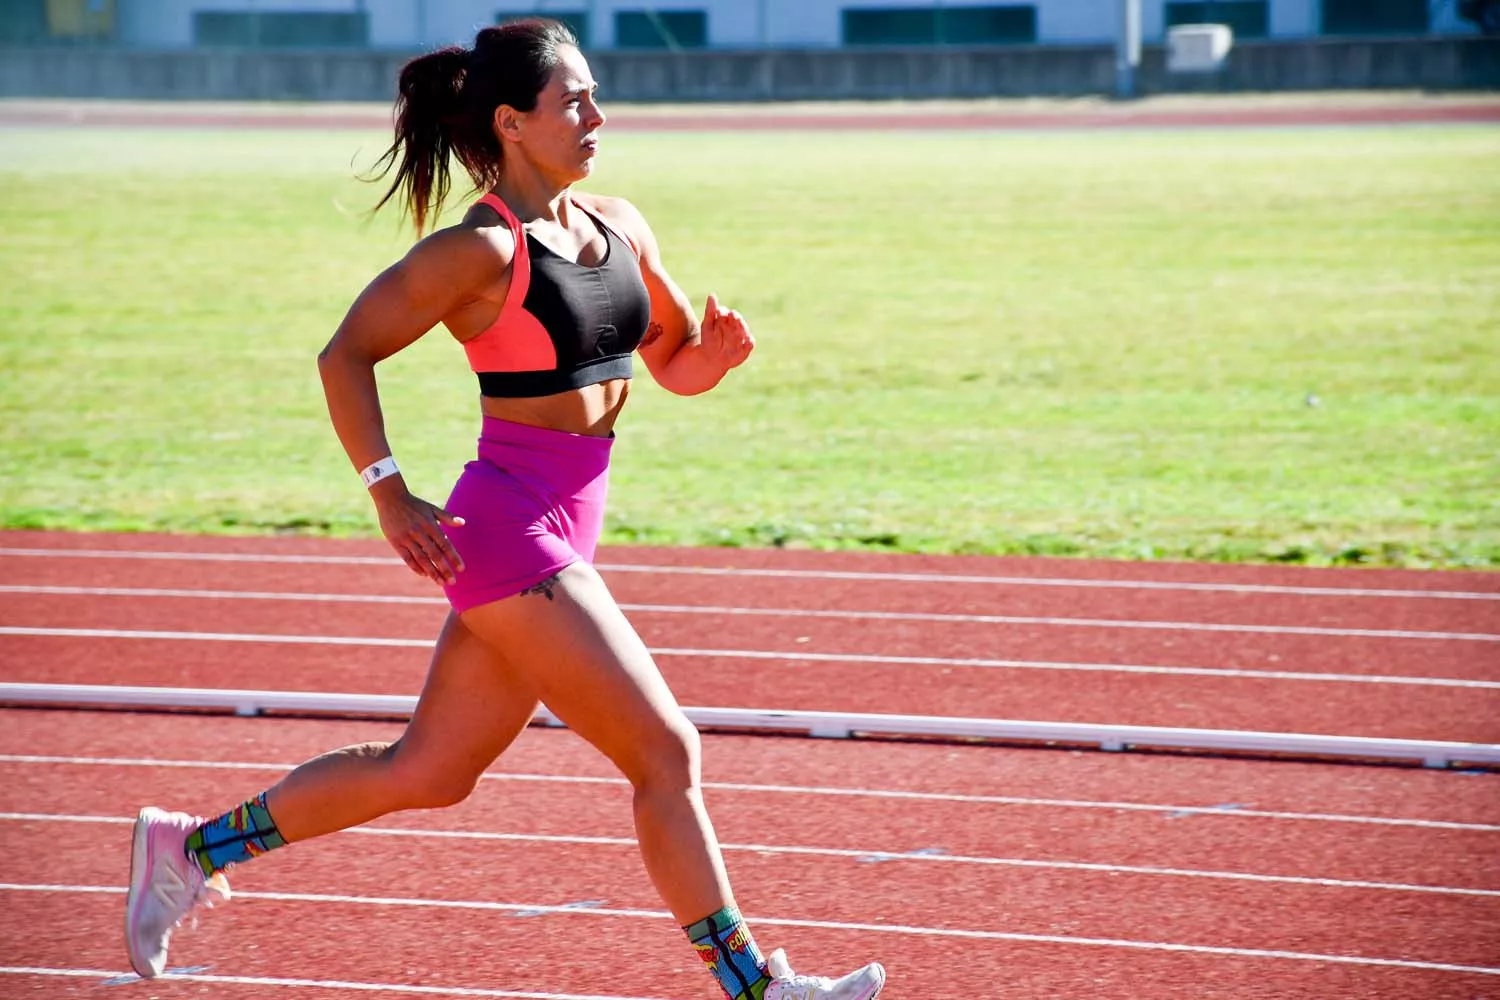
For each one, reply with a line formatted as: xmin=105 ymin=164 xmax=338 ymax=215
xmin=463 ymin=192 xmax=652 ymax=398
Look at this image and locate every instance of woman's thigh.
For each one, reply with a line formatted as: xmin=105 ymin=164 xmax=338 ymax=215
xmin=394 ymin=611 xmax=543 ymax=800
xmin=458 ymin=561 xmax=693 ymax=786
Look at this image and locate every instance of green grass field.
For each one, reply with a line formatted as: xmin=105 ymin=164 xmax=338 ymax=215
xmin=1 ymin=122 xmax=1496 ymax=567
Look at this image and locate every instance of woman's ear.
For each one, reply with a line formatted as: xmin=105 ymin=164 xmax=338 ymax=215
xmin=493 ymin=105 xmax=522 ymax=143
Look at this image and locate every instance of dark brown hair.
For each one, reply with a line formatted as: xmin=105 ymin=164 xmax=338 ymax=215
xmin=370 ymin=18 xmax=579 ymax=232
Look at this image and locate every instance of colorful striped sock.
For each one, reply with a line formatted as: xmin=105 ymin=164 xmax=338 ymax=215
xmin=685 ymin=904 xmax=772 ymax=1000
xmin=184 ymin=791 xmax=287 ymax=877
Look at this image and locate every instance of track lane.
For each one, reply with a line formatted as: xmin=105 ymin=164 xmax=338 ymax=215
xmin=4 ymin=631 xmax=1496 ymax=741
xmin=5 ymin=588 xmax=1494 ymax=686
xmin=5 ymin=771 xmax=1497 ymax=898
xmin=11 ymin=891 xmax=1495 ymax=1000
xmin=7 ymin=821 xmax=1499 ymax=971
xmin=4 ymin=556 xmax=1496 ymax=632
xmin=2 ymin=711 xmax=1496 ymax=829
xmin=5 ymin=531 xmax=1495 ymax=595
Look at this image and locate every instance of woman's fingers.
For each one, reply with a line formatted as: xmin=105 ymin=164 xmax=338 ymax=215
xmin=407 ymin=530 xmax=453 ymax=584
xmin=381 ymin=496 xmax=464 ymax=584
xmin=711 ymin=307 xmax=753 ymax=367
xmin=395 ymin=546 xmax=427 ymax=579
xmin=422 ymin=508 xmax=466 ymax=577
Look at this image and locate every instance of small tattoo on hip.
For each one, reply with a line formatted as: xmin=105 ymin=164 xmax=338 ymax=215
xmin=520 ymin=573 xmax=561 ymax=601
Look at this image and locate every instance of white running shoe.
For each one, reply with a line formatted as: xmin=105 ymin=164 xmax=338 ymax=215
xmin=764 ymin=948 xmax=885 ymax=1000
xmin=124 ymin=807 xmax=231 ymax=979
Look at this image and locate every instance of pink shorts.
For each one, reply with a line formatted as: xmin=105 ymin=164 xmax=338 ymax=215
xmin=440 ymin=416 xmax=612 ymax=613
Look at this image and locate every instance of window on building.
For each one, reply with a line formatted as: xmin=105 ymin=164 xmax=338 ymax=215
xmin=615 ymin=9 xmax=708 ymax=49
xmin=48 ymin=0 xmax=115 ymax=39
xmin=1164 ymin=2 xmax=1269 ymax=39
xmin=1322 ymin=0 xmax=1429 ymax=35
xmin=0 ymin=0 xmax=46 ymax=44
xmin=842 ymin=5 xmax=1038 ymax=46
xmin=497 ymin=10 xmax=590 ymax=47
xmin=194 ymin=11 xmax=369 ymax=48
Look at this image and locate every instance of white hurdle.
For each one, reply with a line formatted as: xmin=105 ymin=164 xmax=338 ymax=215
xmin=1 ymin=682 xmax=1496 ymax=770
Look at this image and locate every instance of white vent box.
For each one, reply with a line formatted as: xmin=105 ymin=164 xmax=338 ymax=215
xmin=1167 ymin=24 xmax=1234 ymax=73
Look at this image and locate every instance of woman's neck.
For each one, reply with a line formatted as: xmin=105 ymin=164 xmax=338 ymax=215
xmin=493 ymin=166 xmax=572 ymax=225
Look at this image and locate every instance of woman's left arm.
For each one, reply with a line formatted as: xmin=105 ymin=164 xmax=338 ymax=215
xmin=600 ymin=197 xmax=754 ymax=395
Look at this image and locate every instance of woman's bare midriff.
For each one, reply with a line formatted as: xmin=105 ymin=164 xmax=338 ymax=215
xmin=479 ymin=378 xmax=630 ymax=438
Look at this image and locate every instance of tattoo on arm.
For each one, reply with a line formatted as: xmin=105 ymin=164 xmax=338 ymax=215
xmin=520 ymin=573 xmax=561 ymax=601
xmin=640 ymin=321 xmax=665 ymax=348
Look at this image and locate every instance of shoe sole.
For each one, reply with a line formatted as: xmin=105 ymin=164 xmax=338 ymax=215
xmin=123 ymin=807 xmax=159 ymax=979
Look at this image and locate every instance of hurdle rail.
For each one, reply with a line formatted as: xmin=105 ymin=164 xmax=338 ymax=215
xmin=2 ymin=682 xmax=1497 ymax=770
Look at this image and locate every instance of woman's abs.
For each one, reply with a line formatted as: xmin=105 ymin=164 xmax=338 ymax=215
xmin=479 ymin=378 xmax=630 ymax=438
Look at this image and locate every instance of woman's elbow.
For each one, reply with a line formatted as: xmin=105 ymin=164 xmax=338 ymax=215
xmin=316 ymin=339 xmax=366 ymax=388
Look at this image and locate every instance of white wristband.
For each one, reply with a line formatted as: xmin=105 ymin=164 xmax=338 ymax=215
xmin=359 ymin=456 xmax=400 ymax=488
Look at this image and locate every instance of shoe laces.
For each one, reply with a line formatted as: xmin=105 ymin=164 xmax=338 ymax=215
xmin=767 ymin=949 xmax=834 ymax=992
xmin=183 ymin=872 xmax=231 ymax=931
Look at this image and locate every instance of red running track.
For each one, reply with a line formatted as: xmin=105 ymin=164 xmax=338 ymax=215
xmin=1 ymin=531 xmax=1498 ymax=998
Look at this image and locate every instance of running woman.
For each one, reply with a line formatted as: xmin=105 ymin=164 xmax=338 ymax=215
xmin=124 ymin=18 xmax=884 ymax=1000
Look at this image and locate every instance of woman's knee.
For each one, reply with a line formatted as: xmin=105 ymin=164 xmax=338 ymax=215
xmin=625 ymin=716 xmax=702 ymax=795
xmin=384 ymin=738 xmax=485 ymax=810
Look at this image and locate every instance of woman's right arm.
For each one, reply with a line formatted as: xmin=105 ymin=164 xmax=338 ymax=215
xmin=316 ymin=225 xmax=509 ymax=585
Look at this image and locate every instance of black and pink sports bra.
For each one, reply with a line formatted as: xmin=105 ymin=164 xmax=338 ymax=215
xmin=463 ymin=193 xmax=651 ymax=398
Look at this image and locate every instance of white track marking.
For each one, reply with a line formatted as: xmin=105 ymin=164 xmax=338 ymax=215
xmin=2 ymin=810 xmax=1493 ymax=897
xmin=0 ymin=753 xmax=1494 ymax=832
xmin=2 ymin=886 xmax=1496 ymax=976
xmin=0 ymin=584 xmax=450 ymax=605
xmin=1 ymin=546 xmax=1493 ymax=600
xmin=0 ymin=625 xmax=431 ymax=647
xmin=628 ymin=605 xmax=1500 ymax=641
xmin=657 ymin=648 xmax=1499 ymax=688
xmin=3 ymin=584 xmax=1495 ymax=646
xmin=2 ymin=618 xmax=1494 ymax=649
xmin=0 ymin=965 xmax=673 ymax=999
xmin=0 ymin=547 xmax=399 ymax=565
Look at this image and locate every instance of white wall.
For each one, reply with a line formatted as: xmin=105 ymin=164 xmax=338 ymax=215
xmin=112 ymin=0 xmax=1481 ymax=50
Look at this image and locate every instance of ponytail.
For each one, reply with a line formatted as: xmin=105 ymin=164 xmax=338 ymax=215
xmin=369 ymin=46 xmax=475 ymax=234
xmin=368 ymin=19 xmax=579 ymax=234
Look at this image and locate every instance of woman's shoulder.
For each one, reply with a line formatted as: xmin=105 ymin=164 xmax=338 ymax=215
xmin=421 ymin=203 xmax=517 ymax=262
xmin=396 ymin=205 xmax=517 ymax=292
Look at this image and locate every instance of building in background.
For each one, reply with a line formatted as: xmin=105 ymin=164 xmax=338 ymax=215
xmin=3 ymin=0 xmax=1487 ymax=49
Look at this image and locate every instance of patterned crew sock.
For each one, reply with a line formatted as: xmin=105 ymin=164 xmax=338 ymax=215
xmin=685 ymin=904 xmax=773 ymax=1000
xmin=184 ymin=791 xmax=288 ymax=877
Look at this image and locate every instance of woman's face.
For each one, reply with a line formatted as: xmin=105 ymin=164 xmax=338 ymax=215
xmin=512 ymin=45 xmax=606 ymax=183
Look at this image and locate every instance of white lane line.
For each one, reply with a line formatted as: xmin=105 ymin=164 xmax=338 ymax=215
xmin=629 ymin=605 xmax=1500 ymax=641
xmin=1 ymin=592 xmax=1492 ymax=688
xmin=0 ymin=584 xmax=450 ymax=605
xmin=2 ymin=546 xmax=1493 ymax=601
xmin=0 ymin=753 xmax=1494 ymax=832
xmin=2 ymin=618 xmax=1493 ymax=648
xmin=3 ymin=885 xmax=1496 ymax=976
xmin=3 ymin=584 xmax=1494 ymax=646
xmin=653 ymin=648 xmax=1499 ymax=689
xmin=4 ymin=811 xmax=1492 ymax=898
xmin=0 ymin=965 xmax=673 ymax=999
xmin=0 ymin=625 xmax=430 ymax=647
xmin=0 ymin=547 xmax=399 ymax=565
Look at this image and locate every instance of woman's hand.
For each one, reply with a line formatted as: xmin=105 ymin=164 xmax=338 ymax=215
xmin=370 ymin=480 xmax=466 ymax=585
xmin=699 ymin=294 xmax=755 ymax=372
